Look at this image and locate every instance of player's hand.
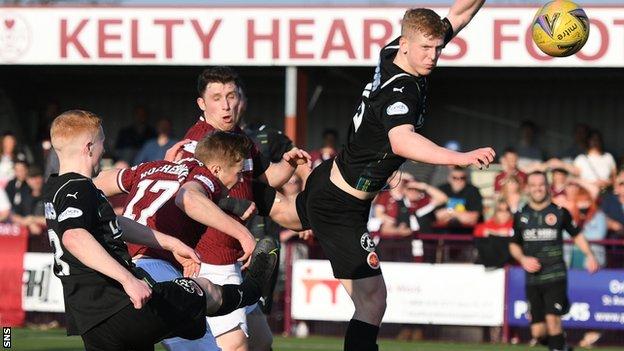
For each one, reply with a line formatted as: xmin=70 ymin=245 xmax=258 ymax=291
xmin=122 ymin=276 xmax=152 ymax=309
xmin=238 ymin=232 xmax=257 ymax=270
xmin=298 ymin=229 xmax=314 ymax=240
xmin=171 ymin=241 xmax=202 ymax=278
xmin=585 ymin=256 xmax=600 ymax=274
xmin=520 ymin=256 xmax=541 ymax=273
xmin=240 ymin=202 xmax=257 ymax=221
xmin=164 ymin=139 xmax=192 ymax=162
xmin=460 ymin=147 xmax=496 ymax=169
xmin=283 ymin=147 xmax=312 ymax=168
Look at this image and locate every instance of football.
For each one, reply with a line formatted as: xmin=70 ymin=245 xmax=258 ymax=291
xmin=532 ymin=0 xmax=590 ymax=57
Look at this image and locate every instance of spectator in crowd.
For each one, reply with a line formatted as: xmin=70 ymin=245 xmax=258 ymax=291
xmin=558 ymin=123 xmax=590 ymax=163
xmin=550 ymin=168 xmax=569 ymax=207
xmin=494 ymin=147 xmax=527 ymax=192
xmin=601 ymin=168 xmax=624 ymax=237
xmin=115 ymin=106 xmax=156 ymax=163
xmin=5 ymin=160 xmax=31 ymax=217
xmin=565 ymin=186 xmax=607 ymax=268
xmin=0 ymin=187 xmax=10 ymax=222
xmin=427 ymin=140 xmax=465 ymax=187
xmin=309 ymin=129 xmax=338 ymax=169
xmin=473 ymin=199 xmax=513 ymax=267
xmin=133 ymin=118 xmax=178 ymax=165
xmin=11 ymin=166 xmax=46 ymax=236
xmin=515 ymin=120 xmax=544 ymax=169
xmin=498 ymin=174 xmax=526 ymax=214
xmin=573 ymin=129 xmax=616 ymax=191
xmin=435 ymin=166 xmax=483 ymax=229
xmin=404 ymin=179 xmax=448 ymax=234
xmin=0 ymin=132 xmax=31 ymax=188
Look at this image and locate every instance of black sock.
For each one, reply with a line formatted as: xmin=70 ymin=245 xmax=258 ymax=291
xmin=548 ymin=333 xmax=566 ymax=351
xmin=538 ymin=336 xmax=549 ymax=346
xmin=210 ymin=283 xmax=260 ymax=317
xmin=344 ymin=319 xmax=379 ymax=351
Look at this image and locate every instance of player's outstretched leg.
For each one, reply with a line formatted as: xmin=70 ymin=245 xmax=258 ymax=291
xmin=193 ymin=237 xmax=279 ymax=317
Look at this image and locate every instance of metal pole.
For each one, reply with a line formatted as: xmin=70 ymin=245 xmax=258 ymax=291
xmin=285 ymin=66 xmax=298 ymax=144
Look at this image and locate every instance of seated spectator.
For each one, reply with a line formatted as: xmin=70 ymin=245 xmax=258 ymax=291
xmin=309 ymin=129 xmax=338 ymax=169
xmin=0 ymin=132 xmax=31 ymax=188
xmin=134 ymin=118 xmax=177 ymax=165
xmin=565 ymin=186 xmax=607 ymax=267
xmin=573 ymin=129 xmax=616 ymax=191
xmin=11 ymin=166 xmax=46 ymax=234
xmin=558 ymin=123 xmax=590 ymax=163
xmin=404 ymin=180 xmax=448 ymax=234
xmin=435 ymin=167 xmax=483 ymax=229
xmin=115 ymin=106 xmax=156 ymax=163
xmin=550 ymin=167 xmax=569 ymax=206
xmin=498 ymin=174 xmax=526 ymax=214
xmin=515 ymin=120 xmax=545 ymax=170
xmin=494 ymin=147 xmax=527 ymax=192
xmin=0 ymin=187 xmax=10 ymax=222
xmin=601 ymin=168 xmax=624 ymax=237
xmin=5 ymin=160 xmax=32 ymax=217
xmin=473 ymin=199 xmax=513 ymax=267
xmin=133 ymin=118 xmax=178 ymax=165
xmin=373 ymin=177 xmax=414 ymax=261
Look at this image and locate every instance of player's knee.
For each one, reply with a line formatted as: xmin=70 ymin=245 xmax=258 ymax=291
xmin=353 ymin=284 xmax=386 ymax=316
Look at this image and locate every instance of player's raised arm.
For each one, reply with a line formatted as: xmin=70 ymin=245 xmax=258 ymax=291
xmin=388 ymin=124 xmax=495 ymax=168
xmin=445 ymin=0 xmax=486 ymax=37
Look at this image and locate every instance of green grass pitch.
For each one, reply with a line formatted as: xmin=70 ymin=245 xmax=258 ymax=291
xmin=8 ymin=328 xmax=624 ymax=350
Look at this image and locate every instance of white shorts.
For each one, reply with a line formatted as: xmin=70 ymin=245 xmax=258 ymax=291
xmin=200 ymin=262 xmax=257 ymax=338
xmin=135 ymin=258 xmax=220 ymax=351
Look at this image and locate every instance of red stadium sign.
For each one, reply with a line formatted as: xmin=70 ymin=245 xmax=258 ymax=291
xmin=0 ymin=6 xmax=623 ymax=66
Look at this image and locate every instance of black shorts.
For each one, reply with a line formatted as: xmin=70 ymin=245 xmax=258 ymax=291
xmin=526 ymin=280 xmax=570 ymax=324
xmin=296 ymin=160 xmax=381 ymax=279
xmin=81 ymin=278 xmax=206 ymax=351
xmin=252 ymin=180 xmax=277 ymax=217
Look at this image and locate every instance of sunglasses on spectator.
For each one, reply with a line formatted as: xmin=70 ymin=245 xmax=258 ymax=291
xmin=452 ymin=176 xmax=467 ymax=181
xmin=617 ymin=181 xmax=624 ymax=187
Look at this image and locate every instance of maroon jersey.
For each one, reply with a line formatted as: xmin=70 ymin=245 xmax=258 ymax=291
xmin=118 ymin=158 xmax=221 ymax=267
xmin=181 ymin=117 xmax=270 ymax=264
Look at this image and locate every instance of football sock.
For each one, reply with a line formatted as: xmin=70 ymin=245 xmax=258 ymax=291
xmin=211 ymin=283 xmax=259 ymax=317
xmin=344 ymin=319 xmax=379 ymax=351
xmin=538 ymin=336 xmax=549 ymax=346
xmin=548 ymin=333 xmax=566 ymax=351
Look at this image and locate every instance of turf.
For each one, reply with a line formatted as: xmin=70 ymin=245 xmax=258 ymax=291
xmin=7 ymin=328 xmax=624 ymax=350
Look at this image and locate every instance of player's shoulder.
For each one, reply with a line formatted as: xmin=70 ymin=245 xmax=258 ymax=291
xmin=47 ymin=174 xmax=96 ymax=204
xmin=187 ymin=165 xmax=218 ymax=193
xmin=376 ymin=75 xmax=423 ymax=104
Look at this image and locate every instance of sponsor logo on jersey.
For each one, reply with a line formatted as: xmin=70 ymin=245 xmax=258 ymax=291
xmin=194 ymin=174 xmax=215 ymax=193
xmin=367 ymin=252 xmax=380 ymax=270
xmin=545 ymin=213 xmax=557 ymax=226
xmin=173 ymin=278 xmax=204 ymax=297
xmin=522 ymin=228 xmax=557 ymax=241
xmin=44 ymin=202 xmax=56 ymax=220
xmin=66 ymin=192 xmax=78 ymax=199
xmin=183 ymin=141 xmax=198 ymax=154
xmin=386 ymin=101 xmax=409 ymax=116
xmin=360 ymin=232 xmax=376 ymax=252
xmin=57 ymin=207 xmax=83 ymax=222
xmin=520 ymin=216 xmax=529 ymax=224
xmin=393 ymin=86 xmax=405 ymax=93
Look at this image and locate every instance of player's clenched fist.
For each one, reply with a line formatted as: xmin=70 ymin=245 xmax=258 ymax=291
xmin=460 ymin=147 xmax=496 ymax=169
xmin=283 ymin=147 xmax=312 ymax=167
xmin=520 ymin=256 xmax=542 ymax=273
xmin=122 ymin=276 xmax=152 ymax=309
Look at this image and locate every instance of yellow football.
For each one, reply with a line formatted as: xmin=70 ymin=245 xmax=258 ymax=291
xmin=532 ymin=0 xmax=590 ymax=57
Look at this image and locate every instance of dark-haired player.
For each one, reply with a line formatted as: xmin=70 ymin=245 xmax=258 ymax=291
xmin=510 ymin=171 xmax=598 ymax=351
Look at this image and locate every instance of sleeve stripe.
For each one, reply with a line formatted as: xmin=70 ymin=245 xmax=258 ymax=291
xmin=117 ymin=168 xmax=130 ymax=194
